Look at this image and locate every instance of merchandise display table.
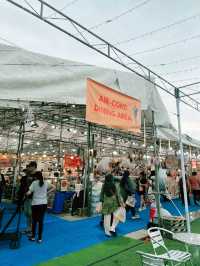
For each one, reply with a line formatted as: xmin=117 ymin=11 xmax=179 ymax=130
xmin=174 ymin=232 xmax=200 ymax=264
xmin=174 ymin=232 xmax=200 ymax=246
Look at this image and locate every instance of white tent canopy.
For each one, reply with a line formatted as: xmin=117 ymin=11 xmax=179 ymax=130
xmin=0 ymin=43 xmax=171 ymax=128
xmin=0 ymin=43 xmax=199 ymax=149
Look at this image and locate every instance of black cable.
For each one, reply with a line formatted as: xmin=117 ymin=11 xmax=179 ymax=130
xmin=89 ymin=0 xmax=152 ymax=31
xmin=0 ymin=36 xmax=19 ymax=47
xmin=86 ymin=241 xmax=144 ymax=266
xmin=114 ymin=13 xmax=200 ymax=46
xmin=23 ymin=0 xmax=39 ymax=16
xmin=145 ymin=55 xmax=200 ymax=68
xmin=46 ymin=0 xmax=80 ymax=18
xmin=161 ymin=66 xmax=200 ymax=76
xmin=131 ymin=33 xmax=200 ymax=56
xmin=172 ymin=77 xmax=200 ymax=83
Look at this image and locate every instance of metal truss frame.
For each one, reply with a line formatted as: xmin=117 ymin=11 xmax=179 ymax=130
xmin=5 ymin=0 xmax=200 ymax=112
xmin=5 ymin=0 xmax=200 ymax=227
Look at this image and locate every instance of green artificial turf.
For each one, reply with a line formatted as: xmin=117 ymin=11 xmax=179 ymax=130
xmin=36 ymin=237 xmax=141 ymax=266
xmin=37 ymin=219 xmax=200 ymax=266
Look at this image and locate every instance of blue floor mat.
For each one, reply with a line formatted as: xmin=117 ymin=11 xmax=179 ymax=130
xmin=0 ymin=199 xmax=199 ymax=266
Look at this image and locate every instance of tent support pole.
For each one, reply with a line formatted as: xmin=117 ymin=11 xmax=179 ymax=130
xmin=12 ymin=120 xmax=24 ymax=200
xmin=152 ymin=111 xmax=161 ymax=225
xmin=57 ymin=110 xmax=63 ymax=168
xmin=175 ymin=88 xmax=191 ymax=232
xmin=83 ymin=122 xmax=92 ymax=215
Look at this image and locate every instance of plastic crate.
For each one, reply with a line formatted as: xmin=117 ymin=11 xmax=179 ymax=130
xmin=161 ymin=216 xmax=186 ymax=238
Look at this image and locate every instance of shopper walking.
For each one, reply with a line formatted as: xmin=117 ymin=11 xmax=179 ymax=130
xmin=71 ymin=176 xmax=84 ymax=216
xmin=27 ymin=171 xmax=55 ymax=243
xmin=100 ymin=173 xmax=124 ymax=237
xmin=120 ymin=170 xmax=139 ymax=219
xmin=139 ymin=171 xmax=148 ymax=210
xmin=179 ymin=174 xmax=191 ymax=206
xmin=189 ymin=172 xmax=200 ymax=205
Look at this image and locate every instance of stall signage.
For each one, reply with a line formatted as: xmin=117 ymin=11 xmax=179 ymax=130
xmin=64 ymin=155 xmax=82 ymax=169
xmin=60 ymin=179 xmax=68 ymax=192
xmin=0 ymin=154 xmax=11 ymax=167
xmin=86 ymin=78 xmax=141 ymax=133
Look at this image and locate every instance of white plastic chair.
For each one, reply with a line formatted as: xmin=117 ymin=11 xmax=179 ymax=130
xmin=136 ymin=251 xmax=165 ymax=266
xmin=147 ymin=227 xmax=193 ymax=266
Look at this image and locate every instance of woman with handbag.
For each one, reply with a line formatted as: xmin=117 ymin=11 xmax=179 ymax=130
xmin=100 ymin=173 xmax=124 ymax=237
xmin=120 ymin=170 xmax=139 ymax=219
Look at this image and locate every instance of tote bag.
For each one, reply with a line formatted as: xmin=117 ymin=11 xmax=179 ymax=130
xmin=114 ymin=207 xmax=126 ymax=223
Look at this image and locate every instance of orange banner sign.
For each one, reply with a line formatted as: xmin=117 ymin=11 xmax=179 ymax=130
xmin=86 ymin=78 xmax=141 ymax=133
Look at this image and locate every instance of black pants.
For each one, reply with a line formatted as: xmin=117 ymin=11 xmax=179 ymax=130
xmin=193 ymin=190 xmax=200 ymax=205
xmin=71 ymin=190 xmax=84 ymax=215
xmin=126 ymin=205 xmax=136 ymax=216
xmin=31 ymin=204 xmax=47 ymax=240
xmin=180 ymin=191 xmax=190 ymax=205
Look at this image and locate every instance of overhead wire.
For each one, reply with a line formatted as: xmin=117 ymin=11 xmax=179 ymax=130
xmin=113 ymin=12 xmax=200 ymax=45
xmin=23 ymin=0 xmax=40 ymax=16
xmin=88 ymin=0 xmax=152 ymax=31
xmin=171 ymin=77 xmax=200 ymax=83
xmin=0 ymin=36 xmax=19 ymax=47
xmin=46 ymin=0 xmax=80 ymax=18
xmin=144 ymin=55 xmax=200 ymax=68
xmin=161 ymin=66 xmax=200 ymax=76
xmin=130 ymin=33 xmax=200 ymax=56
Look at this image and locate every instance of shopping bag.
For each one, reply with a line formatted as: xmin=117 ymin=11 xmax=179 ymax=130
xmin=125 ymin=195 xmax=135 ymax=207
xmin=114 ymin=207 xmax=126 ymax=223
xmin=96 ymin=202 xmax=102 ymax=213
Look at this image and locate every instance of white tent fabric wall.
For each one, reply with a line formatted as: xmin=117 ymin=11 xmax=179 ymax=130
xmin=157 ymin=127 xmax=200 ymax=148
xmin=0 ymin=43 xmax=171 ymax=128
